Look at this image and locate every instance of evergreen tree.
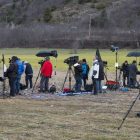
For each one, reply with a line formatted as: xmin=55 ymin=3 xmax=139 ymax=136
xmin=43 ymin=7 xmax=53 ymax=23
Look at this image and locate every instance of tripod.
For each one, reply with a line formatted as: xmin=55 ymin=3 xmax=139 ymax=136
xmin=32 ymin=67 xmax=41 ymax=93
xmin=52 ymin=57 xmax=62 ymax=93
xmin=61 ymin=64 xmax=75 ymax=92
xmin=118 ymin=88 xmax=140 ymax=130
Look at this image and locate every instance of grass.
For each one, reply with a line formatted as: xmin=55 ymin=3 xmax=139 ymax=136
xmin=0 ymin=48 xmax=139 ymax=71
xmin=0 ymin=90 xmax=140 ymax=140
xmin=0 ymin=48 xmax=140 ymax=139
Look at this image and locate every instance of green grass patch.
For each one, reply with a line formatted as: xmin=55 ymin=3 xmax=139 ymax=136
xmin=0 ymin=48 xmax=138 ymax=71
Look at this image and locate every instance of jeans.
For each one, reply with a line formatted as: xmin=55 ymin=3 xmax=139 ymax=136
xmin=96 ymin=80 xmax=102 ymax=93
xmin=82 ymin=74 xmax=87 ymax=89
xmin=25 ymin=75 xmax=33 ymax=88
xmin=14 ymin=74 xmax=21 ymax=92
xmin=40 ymin=75 xmax=49 ymax=91
xmin=75 ymin=77 xmax=82 ymax=92
xmin=92 ymin=78 xmax=97 ymax=94
xmin=9 ymin=77 xmax=17 ymax=96
xmin=129 ymin=78 xmax=136 ymax=88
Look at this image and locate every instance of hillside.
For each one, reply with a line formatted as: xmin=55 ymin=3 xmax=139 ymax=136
xmin=0 ymin=0 xmax=140 ymax=48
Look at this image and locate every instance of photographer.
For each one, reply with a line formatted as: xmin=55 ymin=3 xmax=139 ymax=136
xmin=82 ymin=59 xmax=90 ymax=90
xmin=129 ymin=60 xmax=138 ymax=88
xmin=73 ymin=60 xmax=83 ymax=92
xmin=6 ymin=56 xmax=19 ymax=96
xmin=90 ymin=56 xmax=99 ymax=95
xmin=14 ymin=57 xmax=24 ymax=94
xmin=121 ymin=61 xmax=129 ymax=87
xmin=39 ymin=57 xmax=53 ymax=93
xmin=22 ymin=61 xmax=33 ymax=89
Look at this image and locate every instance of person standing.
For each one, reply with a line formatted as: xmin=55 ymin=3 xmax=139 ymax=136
xmin=22 ymin=61 xmax=33 ymax=89
xmin=6 ymin=56 xmax=19 ymax=96
xmin=39 ymin=57 xmax=53 ymax=92
xmin=129 ymin=60 xmax=138 ymax=88
xmin=73 ymin=60 xmax=83 ymax=92
xmin=96 ymin=61 xmax=104 ymax=93
xmin=15 ymin=57 xmax=24 ymax=94
xmin=121 ymin=60 xmax=129 ymax=87
xmin=81 ymin=59 xmax=90 ymax=90
xmin=90 ymin=56 xmax=99 ymax=95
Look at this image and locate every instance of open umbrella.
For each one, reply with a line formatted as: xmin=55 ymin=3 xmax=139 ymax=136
xmin=127 ymin=51 xmax=140 ymax=57
xmin=36 ymin=51 xmax=54 ymax=57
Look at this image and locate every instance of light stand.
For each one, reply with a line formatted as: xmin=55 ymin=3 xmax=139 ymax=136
xmin=53 ymin=57 xmax=62 ymax=93
xmin=115 ymin=50 xmax=118 ymax=90
xmin=2 ymin=54 xmax=5 ymax=98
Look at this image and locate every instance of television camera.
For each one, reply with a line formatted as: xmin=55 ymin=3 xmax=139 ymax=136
xmin=110 ymin=45 xmax=118 ymax=52
xmin=64 ymin=56 xmax=79 ymax=65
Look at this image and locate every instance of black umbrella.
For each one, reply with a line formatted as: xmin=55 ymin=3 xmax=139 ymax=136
xmin=96 ymin=47 xmax=102 ymax=62
xmin=126 ymin=51 xmax=140 ymax=57
xmin=36 ymin=51 xmax=54 ymax=57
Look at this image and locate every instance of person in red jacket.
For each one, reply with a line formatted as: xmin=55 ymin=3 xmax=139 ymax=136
xmin=39 ymin=57 xmax=53 ymax=93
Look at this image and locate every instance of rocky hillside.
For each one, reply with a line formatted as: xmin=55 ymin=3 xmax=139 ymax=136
xmin=0 ymin=0 xmax=140 ymax=48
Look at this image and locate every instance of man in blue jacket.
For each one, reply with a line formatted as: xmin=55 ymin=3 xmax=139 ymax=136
xmin=14 ymin=57 xmax=24 ymax=94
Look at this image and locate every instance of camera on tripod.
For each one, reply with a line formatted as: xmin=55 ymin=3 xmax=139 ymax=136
xmin=64 ymin=56 xmax=79 ymax=65
xmin=38 ymin=60 xmax=45 ymax=67
xmin=103 ymin=61 xmax=107 ymax=66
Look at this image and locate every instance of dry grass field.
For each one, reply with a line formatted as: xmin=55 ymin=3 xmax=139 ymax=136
xmin=0 ymin=48 xmax=140 ymax=140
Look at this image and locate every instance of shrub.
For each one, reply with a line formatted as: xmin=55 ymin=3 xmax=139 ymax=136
xmin=138 ymin=8 xmax=140 ymax=16
xmin=43 ymin=7 xmax=53 ymax=23
xmin=51 ymin=5 xmax=57 ymax=12
xmin=63 ymin=0 xmax=71 ymax=3
xmin=92 ymin=0 xmax=98 ymax=3
xmin=90 ymin=3 xmax=95 ymax=8
xmin=96 ymin=3 xmax=105 ymax=10
xmin=78 ymin=0 xmax=85 ymax=4
xmin=91 ymin=18 xmax=98 ymax=26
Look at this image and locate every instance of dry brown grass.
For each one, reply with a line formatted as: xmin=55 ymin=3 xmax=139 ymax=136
xmin=0 ymin=70 xmax=140 ymax=140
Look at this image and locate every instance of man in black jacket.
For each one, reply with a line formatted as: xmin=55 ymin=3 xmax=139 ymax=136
xmin=121 ymin=61 xmax=129 ymax=87
xmin=73 ymin=61 xmax=83 ymax=92
xmin=129 ymin=60 xmax=138 ymax=88
xmin=22 ymin=61 xmax=33 ymax=89
xmin=6 ymin=56 xmax=19 ymax=96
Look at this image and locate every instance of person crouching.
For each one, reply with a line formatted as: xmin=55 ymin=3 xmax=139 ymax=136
xmin=73 ymin=60 xmax=83 ymax=92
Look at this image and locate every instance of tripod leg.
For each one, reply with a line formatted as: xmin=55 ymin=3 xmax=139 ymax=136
xmin=32 ymin=67 xmax=41 ymax=93
xmin=118 ymin=90 xmax=140 ymax=130
xmin=61 ymin=69 xmax=69 ymax=91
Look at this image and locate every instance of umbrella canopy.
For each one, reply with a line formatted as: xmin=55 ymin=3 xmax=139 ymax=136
xmin=127 ymin=51 xmax=140 ymax=57
xmin=96 ymin=47 xmax=102 ymax=62
xmin=36 ymin=51 xmax=53 ymax=57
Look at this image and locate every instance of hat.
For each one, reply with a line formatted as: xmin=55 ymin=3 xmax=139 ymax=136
xmin=12 ymin=56 xmax=18 ymax=61
xmin=82 ymin=58 xmax=86 ymax=62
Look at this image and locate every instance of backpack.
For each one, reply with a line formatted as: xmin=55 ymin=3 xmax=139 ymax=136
xmin=49 ymin=85 xmax=56 ymax=94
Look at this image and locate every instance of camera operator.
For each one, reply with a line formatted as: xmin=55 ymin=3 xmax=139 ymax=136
xmin=22 ymin=61 xmax=33 ymax=89
xmin=73 ymin=60 xmax=83 ymax=92
xmin=82 ymin=59 xmax=90 ymax=90
xmin=6 ymin=56 xmax=19 ymax=96
xmin=39 ymin=57 xmax=53 ymax=93
xmin=90 ymin=56 xmax=99 ymax=95
xmin=121 ymin=60 xmax=129 ymax=87
xmin=14 ymin=57 xmax=24 ymax=94
xmin=129 ymin=60 xmax=138 ymax=88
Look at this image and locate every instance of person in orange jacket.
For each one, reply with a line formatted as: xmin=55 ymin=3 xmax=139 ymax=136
xmin=39 ymin=57 xmax=53 ymax=93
